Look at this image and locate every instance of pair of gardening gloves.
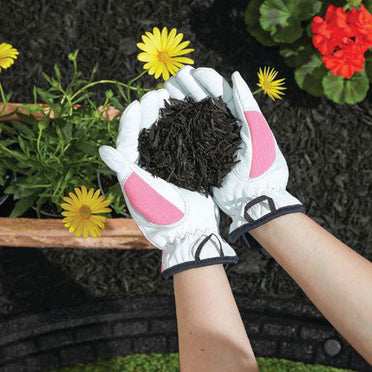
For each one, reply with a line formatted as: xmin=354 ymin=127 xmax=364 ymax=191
xmin=99 ymin=66 xmax=305 ymax=279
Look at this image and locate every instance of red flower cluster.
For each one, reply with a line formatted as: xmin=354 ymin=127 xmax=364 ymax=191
xmin=312 ymin=4 xmax=372 ymax=79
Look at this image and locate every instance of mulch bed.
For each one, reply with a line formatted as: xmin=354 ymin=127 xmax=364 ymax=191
xmin=0 ymin=0 xmax=371 ymax=316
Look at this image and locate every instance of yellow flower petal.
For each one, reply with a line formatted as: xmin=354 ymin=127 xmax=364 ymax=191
xmin=160 ymin=27 xmax=168 ymax=49
xmin=169 ymin=48 xmax=195 ymax=57
xmin=172 ymin=57 xmax=194 ymax=65
xmin=61 ymin=186 xmax=111 ymax=238
xmin=61 ymin=203 xmax=77 ymax=211
xmin=138 ymin=52 xmax=154 ymax=62
xmin=137 ymin=27 xmax=194 ymax=81
xmin=0 ymin=43 xmax=19 ymax=73
xmin=256 ymin=66 xmax=286 ymax=102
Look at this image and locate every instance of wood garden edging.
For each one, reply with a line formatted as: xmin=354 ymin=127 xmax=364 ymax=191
xmin=0 ymin=218 xmax=152 ymax=249
xmin=0 ymin=103 xmax=151 ymax=249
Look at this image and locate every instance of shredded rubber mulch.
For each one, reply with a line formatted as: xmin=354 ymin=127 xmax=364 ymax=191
xmin=138 ymin=97 xmax=241 ymax=195
xmin=0 ymin=0 xmax=371 ymax=316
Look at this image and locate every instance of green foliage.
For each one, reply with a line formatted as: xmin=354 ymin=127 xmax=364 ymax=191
xmin=280 ymin=41 xmax=313 ymax=68
xmin=365 ymin=0 xmax=372 ymax=12
xmin=259 ymin=0 xmax=322 ymax=43
xmin=53 ymin=354 xmax=353 ymax=372
xmin=294 ymin=53 xmax=327 ymax=96
xmin=245 ymin=0 xmax=278 ymax=46
xmin=323 ymin=71 xmax=370 ymax=104
xmin=0 ymin=51 xmax=147 ymax=217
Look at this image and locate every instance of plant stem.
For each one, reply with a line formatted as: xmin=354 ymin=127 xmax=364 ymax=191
xmin=70 ymin=78 xmax=150 ymax=102
xmin=37 ymin=129 xmax=43 ymax=153
xmin=126 ymin=70 xmax=147 ymax=102
xmin=252 ymin=88 xmax=263 ymax=95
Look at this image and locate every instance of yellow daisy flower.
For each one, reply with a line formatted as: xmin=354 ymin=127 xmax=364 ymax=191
xmin=0 ymin=43 xmax=19 ymax=73
xmin=137 ymin=27 xmax=194 ymax=81
xmin=257 ymin=67 xmax=286 ymax=101
xmin=61 ymin=186 xmax=111 ymax=239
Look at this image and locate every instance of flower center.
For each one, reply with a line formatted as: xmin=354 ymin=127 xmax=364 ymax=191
xmin=157 ymin=51 xmax=170 ymax=63
xmin=262 ymin=79 xmax=273 ymax=93
xmin=79 ymin=205 xmax=92 ymax=219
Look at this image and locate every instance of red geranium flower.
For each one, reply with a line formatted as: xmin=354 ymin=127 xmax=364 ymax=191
xmin=323 ymin=44 xmax=366 ymax=79
xmin=312 ymin=4 xmax=372 ymax=79
xmin=349 ymin=5 xmax=372 ymax=43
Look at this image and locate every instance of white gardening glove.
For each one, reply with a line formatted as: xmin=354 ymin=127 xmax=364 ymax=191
xmin=164 ymin=66 xmax=305 ymax=244
xmin=99 ymin=88 xmax=237 ymax=279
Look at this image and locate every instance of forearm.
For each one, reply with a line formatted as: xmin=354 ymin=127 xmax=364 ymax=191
xmin=173 ymin=264 xmax=258 ymax=372
xmin=251 ymin=213 xmax=372 ymax=362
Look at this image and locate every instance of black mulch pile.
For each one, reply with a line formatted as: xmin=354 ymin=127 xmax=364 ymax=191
xmin=0 ymin=0 xmax=371 ymax=316
xmin=138 ymin=97 xmax=241 ymax=195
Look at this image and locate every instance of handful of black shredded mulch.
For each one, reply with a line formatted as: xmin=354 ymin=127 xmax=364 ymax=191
xmin=137 ymin=97 xmax=241 ymax=196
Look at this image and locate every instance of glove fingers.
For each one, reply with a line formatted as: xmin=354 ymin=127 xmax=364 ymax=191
xmin=192 ymin=67 xmax=236 ymax=115
xmin=232 ymin=72 xmax=276 ymax=179
xmin=232 ymin=71 xmax=260 ymax=141
xmin=99 ymin=145 xmax=132 ymax=180
xmin=116 ymin=100 xmax=141 ymax=162
xmin=174 ymin=65 xmax=208 ymax=102
xmin=164 ymin=77 xmax=186 ymax=100
xmin=157 ymin=88 xmax=170 ymax=109
xmin=232 ymin=71 xmax=260 ymax=112
xmin=139 ymin=91 xmax=160 ymax=130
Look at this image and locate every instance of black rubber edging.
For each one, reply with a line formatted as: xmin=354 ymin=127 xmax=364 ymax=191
xmin=0 ymin=295 xmax=370 ymax=372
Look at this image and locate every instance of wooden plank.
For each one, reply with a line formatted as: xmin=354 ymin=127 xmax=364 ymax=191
xmin=0 ymin=218 xmax=154 ymax=249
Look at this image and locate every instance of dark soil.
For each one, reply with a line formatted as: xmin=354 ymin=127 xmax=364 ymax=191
xmin=138 ymin=97 xmax=241 ymax=195
xmin=0 ymin=0 xmax=371 ymax=316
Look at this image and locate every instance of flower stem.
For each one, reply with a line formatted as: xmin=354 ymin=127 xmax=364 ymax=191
xmin=70 ymin=78 xmax=150 ymax=102
xmin=252 ymin=88 xmax=263 ymax=95
xmin=126 ymin=70 xmax=147 ymax=102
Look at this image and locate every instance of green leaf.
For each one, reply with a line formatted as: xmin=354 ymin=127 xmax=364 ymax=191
xmin=294 ymin=53 xmax=327 ymax=96
xmin=280 ymin=42 xmax=313 ymax=68
xmin=105 ymin=89 xmax=114 ymax=99
xmin=11 ymin=121 xmax=35 ymax=137
xmin=10 ymin=194 xmax=38 ymax=218
xmin=16 ymin=112 xmax=39 ymax=126
xmin=61 ymin=122 xmax=73 ymax=142
xmin=271 ymin=23 xmax=303 ymax=44
xmin=245 ymin=0 xmax=277 ymax=47
xmin=37 ymin=117 xmax=48 ymax=131
xmin=345 ymin=0 xmax=362 ymax=10
xmin=54 ymin=64 xmax=62 ymax=83
xmin=259 ymin=0 xmax=322 ymax=43
xmin=364 ymin=0 xmax=372 ymax=13
xmin=344 ymin=73 xmax=370 ymax=104
xmin=322 ymin=73 xmax=344 ymax=103
xmin=322 ymin=72 xmax=370 ymax=104
xmin=74 ymin=141 xmax=98 ymax=155
xmin=68 ymin=50 xmax=79 ymax=62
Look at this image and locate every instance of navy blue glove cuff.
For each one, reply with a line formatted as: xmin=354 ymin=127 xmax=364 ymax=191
xmin=229 ymin=204 xmax=306 ymax=244
xmin=162 ymin=255 xmax=238 ymax=280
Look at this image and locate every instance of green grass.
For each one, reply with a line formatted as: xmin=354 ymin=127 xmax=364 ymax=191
xmin=54 ymin=353 xmax=355 ymax=372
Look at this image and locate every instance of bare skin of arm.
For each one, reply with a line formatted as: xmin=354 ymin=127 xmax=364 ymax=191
xmin=173 ymin=264 xmax=259 ymax=372
xmin=251 ymin=212 xmax=372 ymax=363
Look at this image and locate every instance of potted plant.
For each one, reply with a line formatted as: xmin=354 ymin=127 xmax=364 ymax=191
xmin=0 ymin=48 xmax=154 ymax=248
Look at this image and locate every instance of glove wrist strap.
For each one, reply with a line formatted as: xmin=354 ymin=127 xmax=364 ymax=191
xmin=161 ymin=233 xmax=238 ymax=279
xmin=229 ymin=190 xmax=305 ymax=244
